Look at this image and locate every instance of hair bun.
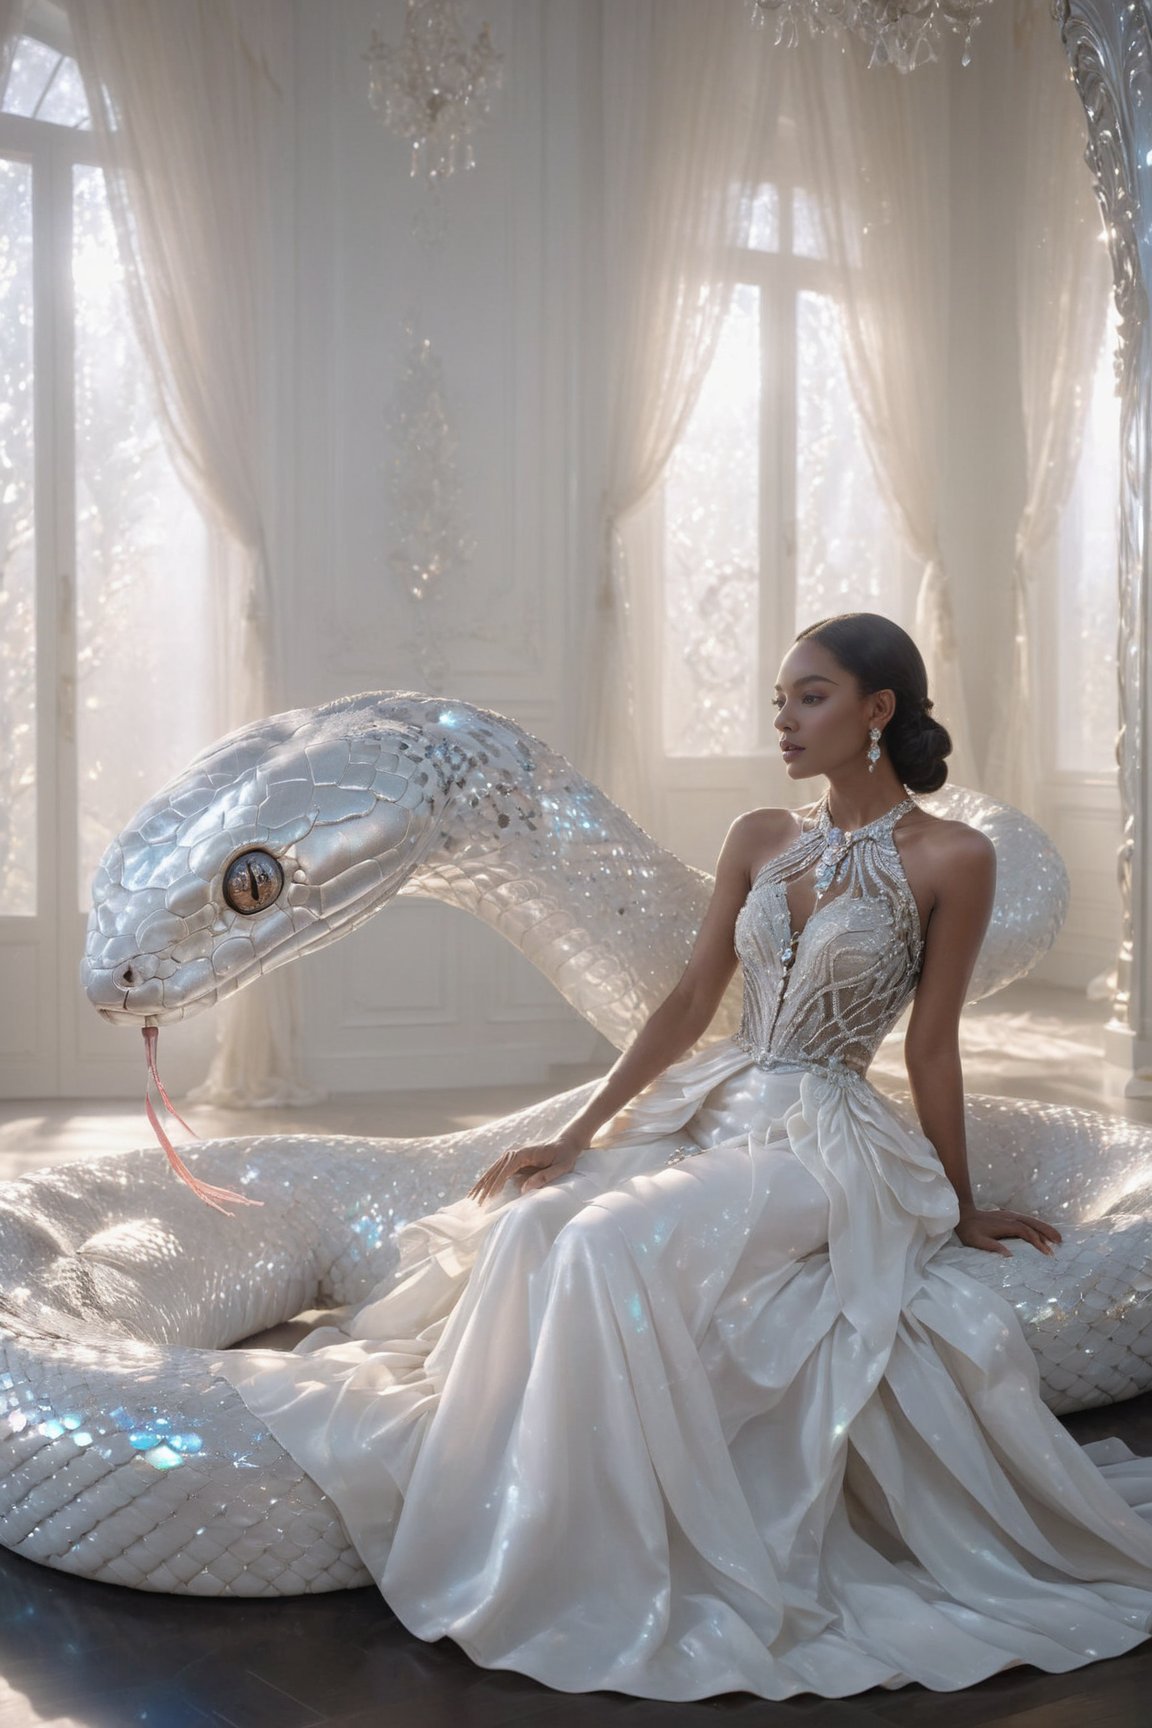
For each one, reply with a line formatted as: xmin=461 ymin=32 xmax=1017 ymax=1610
xmin=891 ymin=701 xmax=953 ymax=794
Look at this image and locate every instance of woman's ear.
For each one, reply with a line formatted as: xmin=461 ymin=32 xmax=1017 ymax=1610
xmin=870 ymin=689 xmax=897 ymax=728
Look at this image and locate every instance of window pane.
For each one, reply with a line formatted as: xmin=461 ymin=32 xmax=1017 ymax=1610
xmin=662 ymin=283 xmax=761 ymax=755
xmin=35 ymin=53 xmax=91 ymax=129
xmin=1056 ymin=299 xmax=1121 ymax=774
xmin=0 ymin=155 xmax=36 ymax=916
xmin=795 ymin=290 xmax=895 ymax=627
xmin=746 ymin=183 xmax=780 ymax=254
xmin=3 ymin=36 xmax=60 ymax=116
xmin=73 ymin=163 xmax=215 ymax=910
xmin=2 ymin=37 xmax=91 ymax=128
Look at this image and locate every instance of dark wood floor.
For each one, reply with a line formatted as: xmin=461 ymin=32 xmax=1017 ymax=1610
xmin=1 ymin=1392 xmax=1150 ymax=1728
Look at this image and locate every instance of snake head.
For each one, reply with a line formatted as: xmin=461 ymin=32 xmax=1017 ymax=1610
xmin=81 ymin=696 xmax=475 ymax=1025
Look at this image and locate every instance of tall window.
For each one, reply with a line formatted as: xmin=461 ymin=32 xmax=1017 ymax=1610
xmin=0 ymin=18 xmax=215 ymax=922
xmin=0 ymin=148 xmax=35 ymax=913
xmin=660 ymin=137 xmax=911 ymax=758
xmin=0 ymin=8 xmax=216 ymax=1092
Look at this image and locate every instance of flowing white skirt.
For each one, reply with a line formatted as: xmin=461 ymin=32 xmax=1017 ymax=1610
xmin=215 ymin=1035 xmax=1152 ymax=1701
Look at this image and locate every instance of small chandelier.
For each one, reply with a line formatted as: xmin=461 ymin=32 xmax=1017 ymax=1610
xmin=749 ymin=0 xmax=994 ymax=71
xmin=365 ymin=0 xmax=504 ymax=182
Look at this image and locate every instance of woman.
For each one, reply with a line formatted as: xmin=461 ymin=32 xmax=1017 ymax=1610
xmin=469 ymin=613 xmax=1050 ymax=1262
xmin=219 ymin=612 xmax=1152 ymax=1701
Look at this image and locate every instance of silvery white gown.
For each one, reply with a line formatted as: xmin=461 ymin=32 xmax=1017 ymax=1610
xmin=217 ymin=793 xmax=1152 ymax=1701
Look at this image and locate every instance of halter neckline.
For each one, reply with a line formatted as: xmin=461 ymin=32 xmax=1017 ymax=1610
xmin=815 ymin=789 xmax=917 ymax=842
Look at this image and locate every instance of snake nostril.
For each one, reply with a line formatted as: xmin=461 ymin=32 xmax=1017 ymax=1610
xmin=115 ymin=964 xmax=138 ymax=988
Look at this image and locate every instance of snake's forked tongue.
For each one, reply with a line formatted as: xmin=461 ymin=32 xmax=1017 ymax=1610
xmin=142 ymin=1024 xmax=262 ymax=1215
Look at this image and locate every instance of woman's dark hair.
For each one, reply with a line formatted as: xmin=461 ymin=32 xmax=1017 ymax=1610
xmin=793 ymin=611 xmax=952 ymax=795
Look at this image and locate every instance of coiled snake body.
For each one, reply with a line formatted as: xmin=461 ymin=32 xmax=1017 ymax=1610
xmin=1 ymin=693 xmax=1150 ymax=1595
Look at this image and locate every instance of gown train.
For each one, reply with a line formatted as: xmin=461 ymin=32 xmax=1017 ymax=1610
xmin=216 ymin=794 xmax=1152 ymax=1700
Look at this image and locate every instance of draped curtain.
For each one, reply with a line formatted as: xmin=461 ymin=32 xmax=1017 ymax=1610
xmin=584 ymin=2 xmax=988 ymax=822
xmin=68 ymin=0 xmax=320 ymax=1106
xmin=794 ymin=30 xmax=979 ymax=788
xmin=982 ymin=0 xmax=1111 ymax=815
xmin=0 ymin=1 xmax=20 ymax=97
xmin=578 ymin=0 xmax=779 ymax=827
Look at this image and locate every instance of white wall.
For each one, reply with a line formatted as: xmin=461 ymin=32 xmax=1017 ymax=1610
xmin=280 ymin=0 xmax=614 ymax=1092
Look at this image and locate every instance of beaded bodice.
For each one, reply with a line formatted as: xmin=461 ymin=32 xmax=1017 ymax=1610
xmin=733 ymin=791 xmax=924 ymax=1081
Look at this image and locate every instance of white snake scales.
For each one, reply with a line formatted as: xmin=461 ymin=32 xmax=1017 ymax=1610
xmin=1 ymin=692 xmax=1150 ymax=1595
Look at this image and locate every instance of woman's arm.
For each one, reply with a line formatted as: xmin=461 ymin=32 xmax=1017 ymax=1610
xmin=903 ymin=824 xmax=1060 ymax=1257
xmin=902 ymin=825 xmax=994 ymax=1211
xmin=559 ymin=811 xmax=763 ymax=1148
xmin=469 ymin=808 xmax=794 ymax=1201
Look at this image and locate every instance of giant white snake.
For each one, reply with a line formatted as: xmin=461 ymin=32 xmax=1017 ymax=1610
xmin=1 ymin=692 xmax=1151 ymax=1596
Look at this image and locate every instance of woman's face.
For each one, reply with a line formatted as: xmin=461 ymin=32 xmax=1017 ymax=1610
xmin=772 ymin=639 xmax=882 ymax=779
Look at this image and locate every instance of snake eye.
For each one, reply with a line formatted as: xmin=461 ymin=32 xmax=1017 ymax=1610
xmin=222 ymin=850 xmax=284 ymax=915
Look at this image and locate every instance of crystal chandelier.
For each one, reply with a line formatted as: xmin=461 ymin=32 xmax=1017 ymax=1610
xmin=748 ymin=0 xmax=994 ymax=71
xmin=365 ymin=0 xmax=504 ymax=182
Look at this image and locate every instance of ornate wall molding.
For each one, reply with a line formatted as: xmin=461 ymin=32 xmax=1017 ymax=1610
xmin=1061 ymin=0 xmax=1152 ymax=1092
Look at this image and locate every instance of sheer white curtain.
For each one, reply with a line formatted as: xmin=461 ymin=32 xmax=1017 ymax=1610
xmin=579 ymin=0 xmax=779 ymax=827
xmin=794 ymin=31 xmax=979 ymax=787
xmin=983 ymin=0 xmax=1111 ymax=814
xmin=0 ymin=0 xmax=21 ymax=97
xmin=69 ymin=0 xmax=320 ymax=1107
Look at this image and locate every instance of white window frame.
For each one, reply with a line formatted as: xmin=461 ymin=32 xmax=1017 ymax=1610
xmin=650 ymin=163 xmax=918 ymax=865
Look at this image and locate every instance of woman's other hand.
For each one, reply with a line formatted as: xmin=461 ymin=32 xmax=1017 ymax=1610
xmin=467 ymin=1130 xmax=588 ymax=1205
xmin=955 ymin=1206 xmax=1062 ymax=1258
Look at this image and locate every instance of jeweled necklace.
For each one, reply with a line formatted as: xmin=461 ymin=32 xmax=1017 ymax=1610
xmin=779 ymin=789 xmax=917 ymax=966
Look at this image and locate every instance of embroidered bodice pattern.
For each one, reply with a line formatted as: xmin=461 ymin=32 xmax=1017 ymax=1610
xmin=732 ymin=791 xmax=924 ymax=1084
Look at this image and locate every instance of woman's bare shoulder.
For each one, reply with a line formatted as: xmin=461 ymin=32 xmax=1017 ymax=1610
xmin=905 ymin=807 xmax=996 ymax=877
xmin=736 ymin=802 xmax=821 ymax=870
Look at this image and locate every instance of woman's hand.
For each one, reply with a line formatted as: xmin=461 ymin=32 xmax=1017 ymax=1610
xmin=954 ymin=1205 xmax=1062 ymax=1258
xmin=467 ymin=1130 xmax=589 ymax=1205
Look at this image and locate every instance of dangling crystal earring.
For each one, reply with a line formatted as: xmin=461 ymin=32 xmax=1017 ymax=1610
xmin=866 ymin=727 xmax=882 ymax=773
